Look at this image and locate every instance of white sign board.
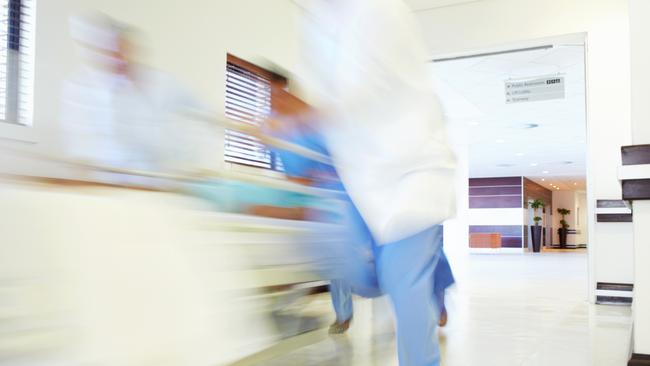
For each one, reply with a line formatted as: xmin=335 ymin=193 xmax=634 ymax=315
xmin=505 ymin=76 xmax=565 ymax=104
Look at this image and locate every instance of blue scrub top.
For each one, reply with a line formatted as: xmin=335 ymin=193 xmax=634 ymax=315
xmin=272 ymin=124 xmax=344 ymax=192
xmin=271 ymin=124 xmax=382 ymax=298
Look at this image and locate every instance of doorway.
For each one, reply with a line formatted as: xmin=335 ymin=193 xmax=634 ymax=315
xmin=433 ymin=33 xmax=589 ymax=254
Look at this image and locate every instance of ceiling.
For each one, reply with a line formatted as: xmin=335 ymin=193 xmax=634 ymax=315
xmin=431 ymin=42 xmax=587 ymax=191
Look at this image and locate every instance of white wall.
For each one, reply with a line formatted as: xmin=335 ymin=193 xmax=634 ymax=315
xmin=443 ymin=114 xmax=470 ymax=260
xmin=593 ymin=222 xmax=634 ymax=283
xmin=467 ymin=207 xmax=523 ymax=227
xmin=630 ymin=0 xmax=650 ymax=146
xmin=632 ymin=201 xmax=650 ymax=355
xmin=628 ymin=0 xmax=650 ymax=355
xmin=87 ymin=0 xmax=301 ymax=113
xmin=0 ymin=0 xmax=302 ymax=178
xmin=413 ymin=0 xmax=633 ymax=301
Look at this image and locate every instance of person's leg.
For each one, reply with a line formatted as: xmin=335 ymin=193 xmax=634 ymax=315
xmin=435 ymin=291 xmax=447 ymax=328
xmin=433 ymin=250 xmax=454 ymax=327
xmin=329 ymin=279 xmax=353 ymax=333
xmin=375 ymin=225 xmax=443 ymax=366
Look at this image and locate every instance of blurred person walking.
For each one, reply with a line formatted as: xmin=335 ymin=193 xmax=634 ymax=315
xmin=298 ymin=0 xmax=457 ymax=365
xmin=259 ymin=88 xmax=362 ymax=334
xmin=266 ymin=87 xmax=455 ymax=338
xmin=62 ymin=13 xmax=215 ymax=183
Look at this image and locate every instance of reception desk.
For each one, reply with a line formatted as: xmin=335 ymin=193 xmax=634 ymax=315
xmin=469 ymin=232 xmax=502 ymax=248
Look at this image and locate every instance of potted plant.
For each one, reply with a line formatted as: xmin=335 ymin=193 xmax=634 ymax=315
xmin=530 ymin=199 xmax=545 ymax=253
xmin=557 ymin=208 xmax=571 ymax=248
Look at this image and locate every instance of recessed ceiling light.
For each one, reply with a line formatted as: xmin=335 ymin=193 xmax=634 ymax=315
xmin=556 ymin=187 xmax=560 ymax=190
xmin=542 ymin=170 xmax=549 ymax=174
xmin=542 ymin=179 xmax=545 ymax=181
xmin=549 ymin=184 xmax=553 ymax=186
xmin=496 ymin=139 xmax=505 ymax=143
xmin=515 ymin=152 xmax=524 ymax=156
xmin=574 ymin=182 xmax=577 ymax=185
xmin=530 ymin=163 xmax=538 ymax=166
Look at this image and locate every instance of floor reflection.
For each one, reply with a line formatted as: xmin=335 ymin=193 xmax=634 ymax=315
xmin=252 ymin=252 xmax=632 ymax=366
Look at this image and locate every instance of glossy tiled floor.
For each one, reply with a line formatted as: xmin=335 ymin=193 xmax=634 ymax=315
xmin=248 ymin=252 xmax=632 ymax=366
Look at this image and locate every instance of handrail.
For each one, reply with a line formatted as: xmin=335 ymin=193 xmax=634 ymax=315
xmin=3 ymin=152 xmax=341 ymax=198
xmin=183 ymin=109 xmax=333 ymax=166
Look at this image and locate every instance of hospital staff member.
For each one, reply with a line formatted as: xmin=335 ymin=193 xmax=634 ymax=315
xmin=61 ymin=14 xmax=216 ymax=183
xmin=259 ymin=89 xmax=358 ymax=334
xmin=265 ymin=88 xmax=456 ymax=334
xmin=299 ymin=0 xmax=457 ymax=365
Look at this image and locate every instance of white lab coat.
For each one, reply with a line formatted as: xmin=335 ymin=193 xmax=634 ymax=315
xmin=299 ymin=0 xmax=457 ymax=244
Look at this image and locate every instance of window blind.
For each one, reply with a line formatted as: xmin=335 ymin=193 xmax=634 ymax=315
xmin=224 ymin=55 xmax=284 ymax=170
xmin=0 ymin=0 xmax=35 ymax=126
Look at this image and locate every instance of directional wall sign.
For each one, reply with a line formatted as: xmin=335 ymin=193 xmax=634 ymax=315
xmin=505 ymin=76 xmax=565 ymax=104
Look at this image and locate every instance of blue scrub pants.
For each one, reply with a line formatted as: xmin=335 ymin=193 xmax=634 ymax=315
xmin=433 ymin=250 xmax=454 ymax=312
xmin=331 ymin=248 xmax=454 ymax=327
xmin=376 ymin=225 xmax=444 ymax=366
xmin=330 ymin=279 xmax=353 ymax=323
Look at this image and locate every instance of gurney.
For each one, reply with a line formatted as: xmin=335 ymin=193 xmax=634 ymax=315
xmin=0 ymin=118 xmax=348 ymax=365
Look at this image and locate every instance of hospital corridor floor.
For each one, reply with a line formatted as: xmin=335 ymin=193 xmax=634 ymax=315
xmin=243 ymin=251 xmax=632 ymax=366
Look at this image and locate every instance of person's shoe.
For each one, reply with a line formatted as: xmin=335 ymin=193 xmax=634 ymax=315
xmin=328 ymin=316 xmax=352 ymax=334
xmin=438 ymin=307 xmax=448 ymax=327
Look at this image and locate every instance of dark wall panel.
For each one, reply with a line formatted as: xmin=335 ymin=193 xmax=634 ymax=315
xmin=523 ymin=178 xmax=552 ymax=208
xmin=469 ymin=186 xmax=522 ymax=195
xmin=469 ymin=195 xmax=522 ymax=208
xmin=622 ymin=179 xmax=650 ymax=200
xmin=596 ymin=200 xmax=628 ymax=208
xmin=621 ymin=144 xmax=650 ymax=165
xmin=501 ymin=237 xmax=523 ymax=248
xmin=596 ymin=214 xmax=633 ymax=222
xmin=469 ymin=177 xmax=522 ymax=186
xmin=469 ymin=177 xmax=523 ymax=209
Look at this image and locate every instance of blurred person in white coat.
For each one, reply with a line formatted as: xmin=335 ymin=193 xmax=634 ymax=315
xmin=61 ymin=14 xmax=217 ymax=183
xmin=52 ymin=14 xmax=238 ymax=366
xmin=298 ymin=0 xmax=457 ymax=365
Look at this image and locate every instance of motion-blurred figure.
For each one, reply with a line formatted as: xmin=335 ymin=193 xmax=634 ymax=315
xmin=260 ymin=88 xmax=359 ymax=334
xmin=62 ymin=13 xmax=214 ymax=182
xmin=299 ymin=0 xmax=457 ymax=364
xmin=265 ymin=87 xmax=456 ymax=336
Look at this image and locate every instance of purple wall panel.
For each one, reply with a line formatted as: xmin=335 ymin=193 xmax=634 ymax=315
xmin=501 ymin=237 xmax=523 ymax=248
xmin=469 ymin=225 xmax=522 ymax=236
xmin=468 ymin=177 xmax=524 ymax=248
xmin=469 ymin=186 xmax=522 ymax=195
xmin=469 ymin=195 xmax=522 ymax=208
xmin=469 ymin=177 xmax=522 ymax=187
